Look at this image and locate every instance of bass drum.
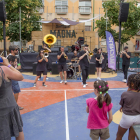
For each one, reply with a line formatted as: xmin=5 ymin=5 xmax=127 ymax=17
xmin=67 ymin=68 xmax=74 ymax=79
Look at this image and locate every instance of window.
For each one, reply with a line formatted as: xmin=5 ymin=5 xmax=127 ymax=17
xmin=135 ymin=39 xmax=140 ymax=51
xmin=79 ymin=1 xmax=91 ymax=14
xmin=55 ymin=0 xmax=68 ymax=14
xmin=137 ymin=3 xmax=140 ymax=8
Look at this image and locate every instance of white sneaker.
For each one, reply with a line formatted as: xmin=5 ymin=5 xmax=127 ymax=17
xmin=64 ymin=81 xmax=67 ymax=84
xmin=60 ymin=80 xmax=64 ymax=83
xmin=82 ymin=83 xmax=88 ymax=86
xmin=98 ymin=78 xmax=101 ymax=80
xmin=83 ymin=84 xmax=86 ymax=88
xmin=38 ymin=78 xmax=41 ymax=81
xmin=46 ymin=78 xmax=49 ymax=80
xmin=97 ymin=77 xmax=99 ymax=80
xmin=33 ymin=83 xmax=36 ymax=87
xmin=122 ymin=79 xmax=127 ymax=83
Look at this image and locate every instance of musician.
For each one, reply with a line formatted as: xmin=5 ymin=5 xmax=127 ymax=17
xmin=71 ymin=50 xmax=78 ymax=63
xmin=57 ymin=47 xmax=68 ymax=84
xmin=79 ymin=44 xmax=91 ymax=88
xmin=120 ymin=46 xmax=131 ymax=83
xmin=95 ymin=48 xmax=104 ymax=80
xmin=38 ymin=44 xmax=51 ymax=80
xmin=33 ymin=49 xmax=48 ymax=87
xmin=71 ymin=50 xmax=81 ymax=73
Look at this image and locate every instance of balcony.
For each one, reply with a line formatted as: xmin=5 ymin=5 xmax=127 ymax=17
xmin=55 ymin=6 xmax=68 ymax=15
xmin=79 ymin=6 xmax=91 ymax=15
xmin=36 ymin=6 xmax=44 ymax=14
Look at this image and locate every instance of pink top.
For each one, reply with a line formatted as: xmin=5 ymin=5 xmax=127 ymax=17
xmin=86 ymin=98 xmax=113 ymax=129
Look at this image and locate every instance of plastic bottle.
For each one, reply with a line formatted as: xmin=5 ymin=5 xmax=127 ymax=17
xmin=0 ymin=57 xmax=3 ymax=62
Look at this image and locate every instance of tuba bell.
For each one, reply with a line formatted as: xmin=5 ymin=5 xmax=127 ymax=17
xmin=44 ymin=34 xmax=57 ymax=48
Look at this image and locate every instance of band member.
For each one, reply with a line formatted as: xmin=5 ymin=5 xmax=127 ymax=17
xmin=57 ymin=47 xmax=68 ymax=84
xmin=33 ymin=49 xmax=48 ymax=87
xmin=71 ymin=50 xmax=79 ymax=63
xmin=38 ymin=44 xmax=51 ymax=80
xmin=95 ymin=48 xmax=104 ymax=80
xmin=71 ymin=50 xmax=80 ymax=73
xmin=79 ymin=44 xmax=91 ymax=88
xmin=120 ymin=46 xmax=131 ymax=83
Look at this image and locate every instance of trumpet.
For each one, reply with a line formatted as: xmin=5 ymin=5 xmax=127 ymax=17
xmin=87 ymin=48 xmax=94 ymax=57
xmin=64 ymin=53 xmax=67 ymax=59
xmin=43 ymin=50 xmax=49 ymax=58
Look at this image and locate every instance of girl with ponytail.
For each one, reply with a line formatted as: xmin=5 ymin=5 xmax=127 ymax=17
xmin=86 ymin=80 xmax=113 ymax=140
xmin=116 ymin=74 xmax=140 ymax=140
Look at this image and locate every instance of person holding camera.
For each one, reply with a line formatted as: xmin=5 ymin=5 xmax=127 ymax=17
xmin=120 ymin=46 xmax=131 ymax=83
xmin=33 ymin=49 xmax=48 ymax=87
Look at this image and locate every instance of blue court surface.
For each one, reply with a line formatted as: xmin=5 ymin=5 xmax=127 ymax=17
xmin=11 ymin=72 xmax=137 ymax=140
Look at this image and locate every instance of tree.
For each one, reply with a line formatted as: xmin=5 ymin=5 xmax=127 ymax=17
xmin=0 ymin=0 xmax=43 ymax=42
xmin=96 ymin=0 xmax=140 ymax=45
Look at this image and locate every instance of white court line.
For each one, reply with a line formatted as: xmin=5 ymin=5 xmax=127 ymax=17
xmin=65 ymin=90 xmax=70 ymax=140
xmin=21 ymin=88 xmax=127 ymax=92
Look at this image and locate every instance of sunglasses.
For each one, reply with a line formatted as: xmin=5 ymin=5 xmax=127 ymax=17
xmin=15 ymin=49 xmax=18 ymax=51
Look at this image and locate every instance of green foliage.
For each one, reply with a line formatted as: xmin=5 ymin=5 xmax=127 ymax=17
xmin=96 ymin=0 xmax=140 ymax=44
xmin=0 ymin=0 xmax=43 ymax=42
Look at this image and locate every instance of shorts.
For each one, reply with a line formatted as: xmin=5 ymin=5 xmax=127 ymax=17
xmin=120 ymin=113 xmax=140 ymax=129
xmin=36 ymin=71 xmax=47 ymax=76
xmin=58 ymin=64 xmax=67 ymax=72
xmin=96 ymin=62 xmax=102 ymax=68
xmin=11 ymin=80 xmax=21 ymax=94
xmin=90 ymin=127 xmax=110 ymax=140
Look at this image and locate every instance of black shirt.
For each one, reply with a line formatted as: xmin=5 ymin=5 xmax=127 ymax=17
xmin=71 ymin=55 xmax=78 ymax=63
xmin=57 ymin=51 xmax=67 ymax=65
xmin=122 ymin=52 xmax=131 ymax=65
xmin=95 ymin=53 xmax=101 ymax=63
xmin=36 ymin=56 xmax=47 ymax=71
xmin=79 ymin=50 xmax=89 ymax=68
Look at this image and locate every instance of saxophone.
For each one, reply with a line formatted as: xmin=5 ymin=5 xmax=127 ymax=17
xmin=99 ymin=53 xmax=103 ymax=64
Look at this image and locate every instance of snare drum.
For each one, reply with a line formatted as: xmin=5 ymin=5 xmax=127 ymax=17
xmin=67 ymin=68 xmax=74 ymax=79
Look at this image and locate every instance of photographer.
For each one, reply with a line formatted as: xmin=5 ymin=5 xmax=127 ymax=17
xmin=33 ymin=50 xmax=48 ymax=87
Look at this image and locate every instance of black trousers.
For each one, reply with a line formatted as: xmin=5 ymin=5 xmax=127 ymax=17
xmin=122 ymin=64 xmax=129 ymax=79
xmin=81 ymin=66 xmax=89 ymax=84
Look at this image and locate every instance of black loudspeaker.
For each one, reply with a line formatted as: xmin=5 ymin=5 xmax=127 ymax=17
xmin=38 ymin=45 xmax=43 ymax=52
xmin=89 ymin=62 xmax=96 ymax=75
xmin=52 ymin=63 xmax=59 ymax=74
xmin=118 ymin=3 xmax=129 ymax=22
xmin=0 ymin=2 xmax=7 ymax=21
xmin=78 ymin=37 xmax=84 ymax=45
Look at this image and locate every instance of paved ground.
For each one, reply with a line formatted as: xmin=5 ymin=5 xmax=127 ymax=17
xmin=11 ymin=72 xmax=136 ymax=140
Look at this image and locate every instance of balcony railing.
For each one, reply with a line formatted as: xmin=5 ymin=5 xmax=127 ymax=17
xmin=55 ymin=6 xmax=68 ymax=14
xmin=79 ymin=6 xmax=91 ymax=14
xmin=36 ymin=6 xmax=44 ymax=14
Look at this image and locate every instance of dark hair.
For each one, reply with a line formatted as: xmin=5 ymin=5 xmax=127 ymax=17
xmin=37 ymin=49 xmax=43 ymax=58
xmin=97 ymin=48 xmax=102 ymax=54
xmin=9 ymin=45 xmax=18 ymax=53
xmin=7 ymin=55 xmax=17 ymax=63
xmin=124 ymin=46 xmax=128 ymax=50
xmin=94 ymin=80 xmax=111 ymax=108
xmin=127 ymin=74 xmax=140 ymax=92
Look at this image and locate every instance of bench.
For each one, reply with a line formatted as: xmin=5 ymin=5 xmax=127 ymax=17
xmin=133 ymin=125 xmax=140 ymax=140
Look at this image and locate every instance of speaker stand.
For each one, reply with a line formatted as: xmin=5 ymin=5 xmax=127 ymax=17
xmin=117 ymin=21 xmax=121 ymax=70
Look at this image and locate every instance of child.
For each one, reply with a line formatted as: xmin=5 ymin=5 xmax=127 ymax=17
xmin=86 ymin=80 xmax=113 ymax=140
xmin=7 ymin=55 xmax=24 ymax=110
xmin=116 ymin=74 xmax=140 ymax=140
